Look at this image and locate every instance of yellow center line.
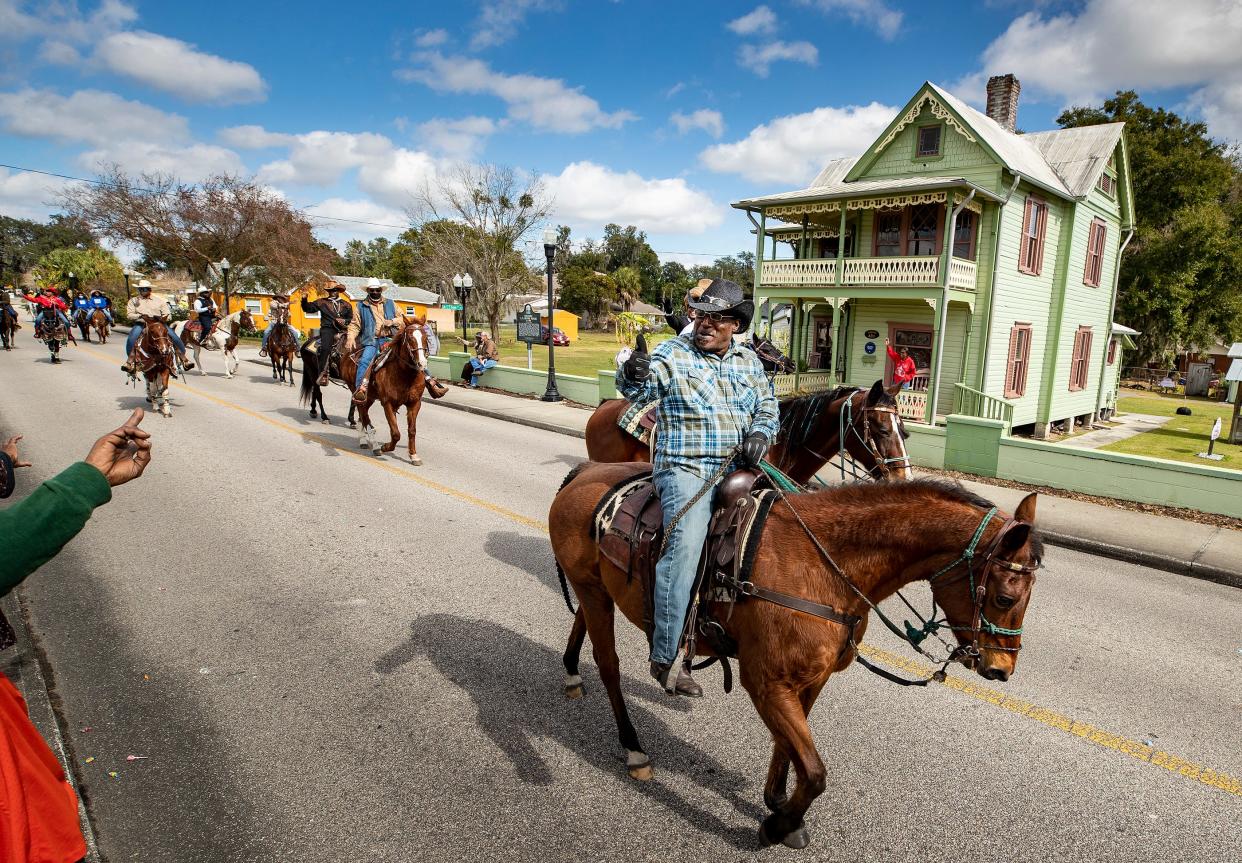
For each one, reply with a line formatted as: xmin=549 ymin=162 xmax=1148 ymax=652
xmin=72 ymin=343 xmax=1240 ymax=802
xmin=856 ymin=643 xmax=1242 ymax=799
xmin=74 ymin=344 xmax=548 ymax=535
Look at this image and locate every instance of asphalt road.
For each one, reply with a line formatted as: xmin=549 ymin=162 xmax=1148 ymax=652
xmin=2 ymin=336 xmax=1240 ymax=863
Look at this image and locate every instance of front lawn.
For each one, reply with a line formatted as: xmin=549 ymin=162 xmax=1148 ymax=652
xmin=1104 ymin=390 xmax=1240 ymax=468
xmin=435 ymin=324 xmax=678 ymax=379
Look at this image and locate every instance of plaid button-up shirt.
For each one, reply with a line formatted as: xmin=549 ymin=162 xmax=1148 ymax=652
xmin=618 ymin=335 xmax=780 ymax=477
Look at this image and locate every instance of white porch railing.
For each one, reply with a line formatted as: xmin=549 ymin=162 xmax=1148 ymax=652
xmin=760 ymin=255 xmax=978 ymax=289
xmin=771 ymin=371 xmax=838 ymax=397
xmin=761 ymin=258 xmax=837 ymax=286
xmin=897 ymin=389 xmax=928 ymax=422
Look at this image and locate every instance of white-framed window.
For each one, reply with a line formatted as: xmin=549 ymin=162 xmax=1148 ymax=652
xmin=245 ymin=299 xmax=263 ymax=315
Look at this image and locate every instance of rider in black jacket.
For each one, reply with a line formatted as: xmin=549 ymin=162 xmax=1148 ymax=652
xmin=302 ymin=281 xmax=354 ymax=386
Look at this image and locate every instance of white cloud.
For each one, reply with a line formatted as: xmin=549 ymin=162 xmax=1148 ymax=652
xmin=0 ymin=88 xmax=189 ymax=145
xmin=700 ymin=101 xmax=896 ymax=185
xmin=400 ymin=53 xmax=636 ymax=133
xmin=77 ymin=141 xmax=244 ymax=182
xmin=670 ymin=109 xmax=724 ymax=139
xmin=415 ymin=116 xmax=497 ymax=157
xmin=0 ymin=0 xmax=137 ymax=44
xmin=738 ymin=40 xmax=818 ymax=77
xmin=305 ymin=198 xmax=410 ymax=245
xmin=218 ymin=125 xmax=296 ymax=149
xmin=728 ymin=6 xmax=778 ymax=36
xmin=793 ymin=0 xmax=902 ymax=40
xmin=665 ymin=81 xmax=686 ymax=99
xmin=38 ymin=40 xmax=80 ymax=64
xmin=95 ymin=30 xmax=266 ymax=104
xmin=967 ymin=0 xmax=1242 ymax=139
xmin=544 ymin=162 xmax=724 ymax=234
xmin=470 ymin=0 xmax=558 ymax=50
xmin=0 ymin=166 xmax=75 ymax=221
xmin=415 ymin=28 xmax=449 ymax=48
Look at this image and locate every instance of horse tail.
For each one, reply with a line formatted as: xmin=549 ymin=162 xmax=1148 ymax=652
xmin=551 ymin=462 xmax=591 ymax=615
xmin=298 ymin=350 xmax=316 ymax=406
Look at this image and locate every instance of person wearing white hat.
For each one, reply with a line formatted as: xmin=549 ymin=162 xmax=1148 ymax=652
xmin=123 ymin=280 xmax=194 ymax=373
xmin=344 ymin=277 xmax=401 ymax=402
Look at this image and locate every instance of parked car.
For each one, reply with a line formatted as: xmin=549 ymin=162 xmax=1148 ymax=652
xmin=541 ymin=326 xmax=569 ymax=346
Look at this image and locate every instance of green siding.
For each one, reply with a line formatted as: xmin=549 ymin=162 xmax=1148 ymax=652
xmin=864 ymin=106 xmax=999 ymax=186
xmin=983 ymin=185 xmax=1068 ymax=427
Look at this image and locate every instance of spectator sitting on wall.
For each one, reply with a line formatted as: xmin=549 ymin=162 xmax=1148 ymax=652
xmin=0 ymin=409 xmax=152 ymax=863
xmin=457 ymin=330 xmax=499 ymax=388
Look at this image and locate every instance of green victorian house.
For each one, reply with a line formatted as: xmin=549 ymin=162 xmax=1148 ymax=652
xmin=734 ymin=75 xmax=1135 ymax=437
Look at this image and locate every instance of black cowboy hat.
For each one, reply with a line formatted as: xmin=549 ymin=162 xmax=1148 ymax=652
xmin=686 ymin=278 xmax=754 ymax=332
xmin=325 ymin=282 xmax=345 ymax=292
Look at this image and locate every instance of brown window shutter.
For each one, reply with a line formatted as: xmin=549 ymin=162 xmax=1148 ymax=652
xmin=998 ymin=325 xmax=1018 ymax=399
xmin=1018 ymin=199 xmax=1033 ymax=273
xmin=1033 ymin=202 xmax=1046 ymax=276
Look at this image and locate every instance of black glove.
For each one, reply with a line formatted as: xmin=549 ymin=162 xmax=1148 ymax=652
xmin=740 ymin=432 xmax=769 ymax=467
xmin=623 ymin=349 xmax=650 ymax=384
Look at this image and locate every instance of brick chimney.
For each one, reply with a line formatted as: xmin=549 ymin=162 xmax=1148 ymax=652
xmin=985 ymin=74 xmax=1021 ymax=133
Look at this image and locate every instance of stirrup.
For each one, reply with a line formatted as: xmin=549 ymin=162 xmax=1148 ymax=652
xmin=351 ymin=386 xmax=368 ymax=404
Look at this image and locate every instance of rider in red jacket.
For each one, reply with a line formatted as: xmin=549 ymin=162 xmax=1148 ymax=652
xmin=885 ymin=338 xmax=917 ymax=389
xmin=24 ymin=288 xmax=70 ymax=334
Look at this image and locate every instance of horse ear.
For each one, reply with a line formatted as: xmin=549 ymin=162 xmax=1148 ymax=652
xmin=865 ymin=379 xmax=885 ymax=406
xmin=1014 ymin=492 xmax=1037 ymax=524
xmin=998 ymin=521 xmax=1031 ymax=557
xmin=885 ymin=383 xmax=902 ymax=398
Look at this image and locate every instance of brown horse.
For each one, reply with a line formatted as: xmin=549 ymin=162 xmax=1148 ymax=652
xmin=549 ymin=464 xmax=1040 ymax=848
xmin=132 ymin=316 xmax=176 ymax=417
xmin=1 ymin=309 xmax=15 ymax=351
xmin=586 ymin=380 xmax=913 ymax=484
xmin=91 ymin=309 xmax=110 ymax=344
xmin=337 ymin=319 xmax=429 ymax=464
xmin=267 ymin=321 xmax=299 ymax=386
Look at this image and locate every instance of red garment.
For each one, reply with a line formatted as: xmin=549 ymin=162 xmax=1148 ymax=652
xmin=0 ymin=672 xmax=86 ymax=863
xmin=22 ymin=294 xmax=67 ymax=312
xmin=887 ymin=345 xmax=917 ymax=384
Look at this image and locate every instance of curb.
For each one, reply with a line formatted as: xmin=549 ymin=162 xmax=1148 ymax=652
xmin=1 ymin=592 xmax=102 ymax=862
xmin=250 ymin=359 xmax=1237 ymax=586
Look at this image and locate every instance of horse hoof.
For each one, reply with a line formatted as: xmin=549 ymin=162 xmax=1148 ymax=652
xmin=564 ymin=683 xmax=585 ymax=700
xmin=760 ymin=819 xmax=810 ymax=850
xmin=320 ymin=418 xmax=330 ymax=425
xmin=626 ymin=751 xmax=653 ymax=782
xmin=348 ymin=422 xmax=357 ymax=429
xmin=409 ymin=455 xmax=422 ymax=466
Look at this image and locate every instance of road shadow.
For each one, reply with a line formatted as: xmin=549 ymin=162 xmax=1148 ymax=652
xmin=375 ymin=613 xmax=763 ymax=849
xmin=540 ymin=453 xmax=587 ymax=470
xmin=484 ymin=531 xmax=561 ymax=595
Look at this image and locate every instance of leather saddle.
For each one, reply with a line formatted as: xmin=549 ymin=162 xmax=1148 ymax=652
xmin=596 ymin=469 xmax=775 ymax=657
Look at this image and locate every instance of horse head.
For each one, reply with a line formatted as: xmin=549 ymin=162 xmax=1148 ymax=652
xmin=751 ymin=333 xmax=796 ymax=374
xmin=930 ymin=492 xmax=1041 ymax=682
xmin=139 ymin=316 xmax=174 ymax=360
xmin=396 ymin=316 xmax=429 ymax=372
xmin=840 ymin=381 xmax=913 ymax=481
xmin=239 ymin=309 xmax=255 ymax=331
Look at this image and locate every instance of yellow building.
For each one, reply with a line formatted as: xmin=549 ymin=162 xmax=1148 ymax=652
xmin=210 ymin=275 xmax=444 ymax=335
xmin=538 ymin=308 xmax=579 ymax=342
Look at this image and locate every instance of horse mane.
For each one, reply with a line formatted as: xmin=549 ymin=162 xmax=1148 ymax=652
xmin=558 ymin=462 xmax=590 ymax=492
xmin=810 ymin=478 xmax=1043 ymax=551
xmin=774 ymin=386 xmax=857 ymax=449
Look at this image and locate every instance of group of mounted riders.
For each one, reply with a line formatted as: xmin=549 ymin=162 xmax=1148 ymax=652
xmin=2 ymin=282 xmax=116 ymax=360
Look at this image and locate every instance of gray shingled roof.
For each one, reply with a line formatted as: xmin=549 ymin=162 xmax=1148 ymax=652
xmin=733 ymin=82 xmax=1124 ymax=212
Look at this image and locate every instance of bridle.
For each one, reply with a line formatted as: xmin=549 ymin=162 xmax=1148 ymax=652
xmin=394 ymin=324 xmax=427 ymax=374
xmin=752 ymin=337 xmax=795 ymax=374
xmin=757 ymin=487 xmax=1040 ymax=686
xmin=843 ymin=395 xmax=913 ymax=480
xmin=140 ymin=318 xmax=174 ymax=368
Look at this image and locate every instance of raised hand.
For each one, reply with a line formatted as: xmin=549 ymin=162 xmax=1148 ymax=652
xmin=2 ymin=435 xmax=32 ymax=468
xmin=623 ymin=331 xmax=650 ymax=383
xmin=84 ymin=409 xmax=152 ymax=487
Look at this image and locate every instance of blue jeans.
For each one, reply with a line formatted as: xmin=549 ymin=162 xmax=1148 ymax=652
xmin=650 ymin=464 xmax=722 ymax=665
xmin=355 ymin=339 xmax=390 ymax=388
xmin=127 ymin=323 xmax=186 ymax=354
xmin=901 ymin=381 xmax=911 ymax=390
xmin=262 ymin=323 xmax=301 ymax=348
xmin=469 ymin=357 xmax=497 ymax=386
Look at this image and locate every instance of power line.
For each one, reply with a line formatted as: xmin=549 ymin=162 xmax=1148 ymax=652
xmin=0 ymin=161 xmax=743 ymax=258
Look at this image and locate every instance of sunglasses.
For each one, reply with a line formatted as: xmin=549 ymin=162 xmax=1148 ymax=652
xmin=695 ymin=311 xmax=738 ymax=324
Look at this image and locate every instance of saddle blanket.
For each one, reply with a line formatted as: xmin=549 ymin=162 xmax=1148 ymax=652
xmin=618 ymin=399 xmax=658 ymax=445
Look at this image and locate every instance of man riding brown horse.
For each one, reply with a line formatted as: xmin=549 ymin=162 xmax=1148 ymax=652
xmin=616 ymin=278 xmax=779 ymax=697
xmin=123 ymin=281 xmax=194 ymax=374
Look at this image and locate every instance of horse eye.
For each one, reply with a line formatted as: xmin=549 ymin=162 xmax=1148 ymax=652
xmin=993 ymin=594 xmax=1016 ymax=610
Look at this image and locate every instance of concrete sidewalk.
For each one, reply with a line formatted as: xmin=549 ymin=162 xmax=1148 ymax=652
xmin=413 ymin=377 xmax=1242 ymax=588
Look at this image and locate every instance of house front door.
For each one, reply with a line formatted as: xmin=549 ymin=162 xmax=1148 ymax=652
xmin=886 ymin=323 xmax=932 ymax=389
xmin=810 ymin=315 xmax=833 ymax=369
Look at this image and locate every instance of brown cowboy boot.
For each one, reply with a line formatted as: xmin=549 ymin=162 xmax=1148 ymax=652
xmin=352 ymin=360 xmax=376 ymax=403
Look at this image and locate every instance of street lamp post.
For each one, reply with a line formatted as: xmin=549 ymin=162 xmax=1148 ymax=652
xmin=541 ymin=227 xmax=562 ymax=402
xmin=67 ymin=271 xmax=79 ymax=298
xmin=123 ymin=269 xmax=133 ymax=301
xmin=219 ymin=258 xmax=231 ymax=315
xmin=452 ymin=272 xmax=473 ymax=343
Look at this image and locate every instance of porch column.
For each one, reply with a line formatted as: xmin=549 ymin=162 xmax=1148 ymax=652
xmin=800 ymin=214 xmax=809 ymax=260
xmin=959 ymin=314 xmax=973 ymax=384
xmin=754 ymin=209 xmax=766 ymax=334
xmin=926 ymin=299 xmax=940 ymax=424
xmin=792 ymin=301 xmax=802 ymax=391
xmin=835 ymin=206 xmax=846 ymax=287
xmin=829 ymin=300 xmax=842 ymax=383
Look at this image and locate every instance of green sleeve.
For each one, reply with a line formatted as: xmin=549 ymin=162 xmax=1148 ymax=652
xmin=0 ymin=462 xmax=112 ymax=595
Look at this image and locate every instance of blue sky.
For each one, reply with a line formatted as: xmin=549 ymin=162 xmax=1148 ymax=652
xmin=2 ymin=0 xmax=1239 ymax=267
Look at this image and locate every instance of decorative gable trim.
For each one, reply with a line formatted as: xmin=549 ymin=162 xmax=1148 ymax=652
xmin=874 ymin=92 xmax=976 ymax=155
xmin=765 ymin=189 xmax=982 ymax=222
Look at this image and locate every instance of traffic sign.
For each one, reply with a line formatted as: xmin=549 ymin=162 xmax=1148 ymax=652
xmin=442 ymin=303 xmax=463 ymax=311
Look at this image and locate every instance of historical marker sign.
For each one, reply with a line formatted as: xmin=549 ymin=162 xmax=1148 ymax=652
xmin=516 ymin=304 xmax=542 ymax=344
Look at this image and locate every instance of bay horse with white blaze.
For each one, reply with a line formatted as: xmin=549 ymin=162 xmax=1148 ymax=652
xmin=131 ymin=315 xmax=176 ymax=417
xmin=91 ymin=309 xmax=109 ymax=344
xmin=586 ymin=380 xmax=913 ymax=484
xmin=549 ymin=465 xmax=1040 ymax=848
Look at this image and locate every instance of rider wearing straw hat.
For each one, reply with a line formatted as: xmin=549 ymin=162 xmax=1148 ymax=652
xmin=617 ymin=278 xmax=780 ymax=697
xmin=259 ymin=292 xmax=301 ymax=357
xmin=302 ymin=280 xmax=354 ymax=386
